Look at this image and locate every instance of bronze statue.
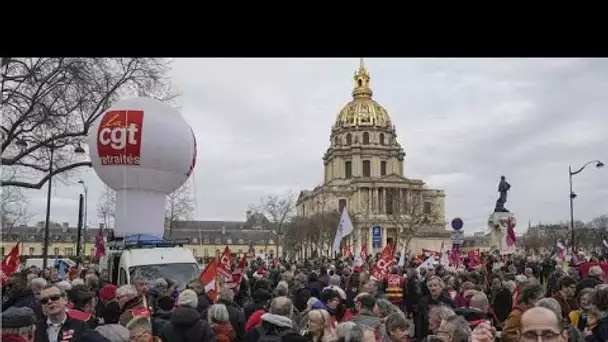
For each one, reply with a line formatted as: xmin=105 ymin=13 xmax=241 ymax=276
xmin=495 ymin=175 xmax=511 ymax=212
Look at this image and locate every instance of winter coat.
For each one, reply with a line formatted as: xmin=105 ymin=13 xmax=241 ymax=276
xmin=501 ymin=304 xmax=530 ymax=342
xmin=212 ymin=323 xmax=236 ymax=342
xmin=217 ymin=300 xmax=245 ymax=341
xmin=159 ymin=306 xmax=216 ymax=342
xmin=414 ymin=293 xmax=455 ymax=340
xmin=152 ymin=310 xmax=173 ymax=337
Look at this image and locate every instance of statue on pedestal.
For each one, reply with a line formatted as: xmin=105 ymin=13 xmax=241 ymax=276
xmin=488 ymin=176 xmax=516 ymax=253
xmin=495 ymin=175 xmax=511 ymax=213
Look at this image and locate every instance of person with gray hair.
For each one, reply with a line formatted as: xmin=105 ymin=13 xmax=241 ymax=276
xmin=126 ymin=316 xmax=154 ymax=341
xmin=275 ymin=280 xmax=290 ymax=297
xmin=96 ymin=324 xmax=130 ymax=342
xmin=208 ymin=304 xmax=237 ymax=342
xmin=437 ymin=315 xmax=471 ymax=342
xmin=536 ymin=298 xmax=584 ymax=342
xmin=116 ymin=284 xmax=148 ymax=326
xmin=244 ymin=296 xmax=305 ymax=342
xmin=218 ymin=287 xmax=246 ymax=341
xmin=157 ymin=289 xmax=216 ymax=342
xmin=384 ymin=312 xmax=410 ymax=342
xmin=54 ymin=280 xmax=72 ymax=293
xmin=29 ymin=277 xmax=47 ymax=300
xmin=336 ymin=322 xmax=357 ymax=342
xmin=576 ymin=265 xmax=604 ymax=297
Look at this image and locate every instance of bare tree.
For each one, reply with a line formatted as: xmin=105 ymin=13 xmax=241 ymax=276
xmin=97 ymin=185 xmax=116 ymax=229
xmin=165 ymin=181 xmax=195 ymax=237
xmin=385 ymin=190 xmax=441 ymax=251
xmin=250 ymin=192 xmax=296 ymax=256
xmin=0 ymin=184 xmax=30 ymax=230
xmin=1 ymin=58 xmax=176 ymax=189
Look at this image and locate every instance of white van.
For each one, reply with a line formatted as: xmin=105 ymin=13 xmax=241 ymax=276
xmin=99 ymin=237 xmax=198 ymax=290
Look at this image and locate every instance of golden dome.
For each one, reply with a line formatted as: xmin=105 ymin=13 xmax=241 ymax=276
xmin=334 ymin=58 xmax=392 ymax=129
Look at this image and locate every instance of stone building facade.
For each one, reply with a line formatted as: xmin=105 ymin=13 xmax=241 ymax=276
xmin=296 ymin=59 xmax=450 ymax=256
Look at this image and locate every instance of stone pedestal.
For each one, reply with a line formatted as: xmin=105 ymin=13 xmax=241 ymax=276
xmin=487 ymin=211 xmax=516 ymax=254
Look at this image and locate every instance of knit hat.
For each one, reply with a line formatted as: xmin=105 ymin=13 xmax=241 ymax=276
xmin=99 ymin=284 xmax=117 ymax=302
xmin=1 ymin=307 xmax=37 ymax=328
xmin=177 ymin=289 xmax=198 ymax=308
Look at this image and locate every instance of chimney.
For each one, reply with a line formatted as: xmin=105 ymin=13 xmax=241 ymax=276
xmin=62 ymin=222 xmax=69 ymax=232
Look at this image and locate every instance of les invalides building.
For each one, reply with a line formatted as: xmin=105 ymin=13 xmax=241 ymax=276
xmin=296 ymin=59 xmax=450 ymax=256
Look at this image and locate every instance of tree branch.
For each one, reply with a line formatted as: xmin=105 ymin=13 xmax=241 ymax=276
xmin=1 ymin=161 xmax=92 ymax=189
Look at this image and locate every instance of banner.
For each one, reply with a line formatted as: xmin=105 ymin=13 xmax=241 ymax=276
xmin=580 ymin=262 xmax=608 ymax=278
xmin=371 ymin=244 xmax=394 ymax=281
xmin=0 ymin=242 xmax=21 ymax=285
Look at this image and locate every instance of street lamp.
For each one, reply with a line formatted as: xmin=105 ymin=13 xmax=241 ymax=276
xmin=16 ymin=140 xmax=86 ymax=269
xmin=569 ymin=160 xmax=604 ymax=250
xmin=77 ymin=180 xmax=88 ymax=256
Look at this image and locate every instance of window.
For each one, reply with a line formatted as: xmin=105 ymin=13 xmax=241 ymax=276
xmin=268 ymin=239 xmax=274 ymax=244
xmin=192 ymin=238 xmax=198 ymax=244
xmin=346 ymin=134 xmax=352 ymax=145
xmin=381 ymin=161 xmax=387 ymax=176
xmin=214 ymin=238 xmax=221 ymax=244
xmin=238 ymin=239 xmax=244 ymax=244
xmin=338 ymin=199 xmax=347 ymax=212
xmin=65 ymin=248 xmax=74 ymax=256
xmin=363 ymin=132 xmax=370 ymax=144
xmin=259 ymin=249 xmax=264 ymax=254
xmin=216 ymin=249 xmax=221 ymax=257
xmin=0 ymin=247 xmax=4 ymax=255
xmin=345 ymin=161 xmax=352 ymax=179
xmin=424 ymin=202 xmax=432 ymax=214
xmin=386 ymin=189 xmax=394 ymax=215
xmin=192 ymin=249 xmax=198 ymax=256
xmin=65 ymin=235 xmax=73 ymax=242
xmin=204 ymin=238 xmax=210 ymax=244
xmin=380 ymin=133 xmax=385 ymax=145
xmin=227 ymin=238 xmax=233 ymax=244
xmin=335 ymin=136 xmax=339 ymax=146
xmin=119 ymin=268 xmax=127 ymax=286
xmin=362 ymin=160 xmax=371 ymax=177
xmin=204 ymin=249 xmax=209 ymax=256
xmin=238 ymin=249 xmax=243 ymax=254
xmin=54 ymin=247 xmax=60 ymax=256
xmin=29 ymin=247 xmax=35 ymax=255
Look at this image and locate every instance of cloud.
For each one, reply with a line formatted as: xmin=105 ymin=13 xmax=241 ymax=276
xmin=21 ymin=58 xmax=607 ymax=237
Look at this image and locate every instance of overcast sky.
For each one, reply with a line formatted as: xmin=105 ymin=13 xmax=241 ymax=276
xmin=23 ymin=58 xmax=608 ymax=234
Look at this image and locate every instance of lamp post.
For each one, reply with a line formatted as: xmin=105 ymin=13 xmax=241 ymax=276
xmin=569 ymin=160 xmax=604 ymax=251
xmin=77 ymin=180 xmax=88 ymax=256
xmin=15 ymin=140 xmax=86 ymax=270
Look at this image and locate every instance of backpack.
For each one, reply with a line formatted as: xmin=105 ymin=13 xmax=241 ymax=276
xmin=256 ymin=324 xmax=295 ymax=342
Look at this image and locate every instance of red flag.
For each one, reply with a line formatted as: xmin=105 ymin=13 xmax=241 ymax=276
xmin=219 ymin=246 xmax=231 ymax=278
xmin=371 ymin=244 xmax=394 ymax=281
xmin=200 ymin=258 xmax=219 ymax=302
xmin=342 ymin=245 xmax=354 ymax=259
xmin=0 ymin=242 xmax=21 ymax=285
xmin=506 ymin=217 xmax=517 ymax=246
xmin=227 ymin=255 xmax=247 ymax=291
xmin=95 ymin=230 xmax=105 ymax=258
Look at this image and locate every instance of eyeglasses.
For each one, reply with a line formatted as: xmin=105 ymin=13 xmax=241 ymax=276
xmin=40 ymin=294 xmax=62 ymax=304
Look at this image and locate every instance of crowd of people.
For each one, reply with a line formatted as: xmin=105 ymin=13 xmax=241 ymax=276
xmin=2 ymin=252 xmax=608 ymax=342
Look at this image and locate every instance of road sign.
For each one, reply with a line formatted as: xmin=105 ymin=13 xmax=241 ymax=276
xmin=372 ymin=225 xmax=382 ymax=248
xmin=451 ymin=218 xmax=463 ymax=230
xmin=451 ymin=230 xmax=464 ymax=245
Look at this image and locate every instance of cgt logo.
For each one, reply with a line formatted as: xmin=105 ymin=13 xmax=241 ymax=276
xmin=97 ymin=110 xmax=144 ymax=165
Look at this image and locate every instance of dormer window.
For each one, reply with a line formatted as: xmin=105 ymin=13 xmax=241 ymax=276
xmin=238 ymin=239 xmax=245 ymax=244
xmin=268 ymin=239 xmax=274 ymax=244
xmin=192 ymin=238 xmax=198 ymax=244
xmin=227 ymin=238 xmax=233 ymax=244
xmin=214 ymin=238 xmax=221 ymax=244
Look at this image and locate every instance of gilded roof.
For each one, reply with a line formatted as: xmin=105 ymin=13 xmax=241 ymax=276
xmin=334 ymin=59 xmax=392 ymax=130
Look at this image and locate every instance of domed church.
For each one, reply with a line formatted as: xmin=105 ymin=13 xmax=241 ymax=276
xmin=296 ymin=59 xmax=449 ymax=256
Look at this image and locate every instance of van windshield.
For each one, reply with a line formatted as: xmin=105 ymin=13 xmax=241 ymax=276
xmin=129 ymin=263 xmax=199 ymax=290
